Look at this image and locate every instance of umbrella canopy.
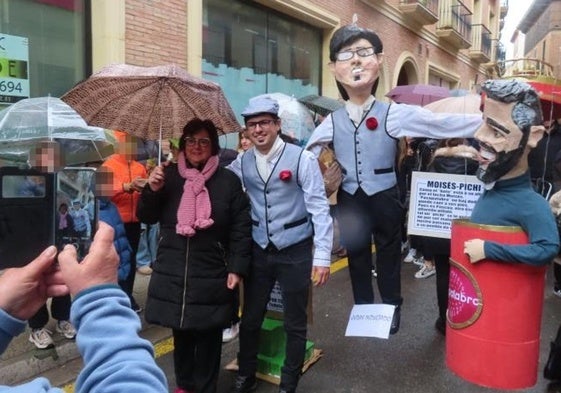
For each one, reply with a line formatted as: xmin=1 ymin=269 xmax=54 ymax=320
xmin=256 ymin=93 xmax=315 ymax=146
xmin=423 ymin=94 xmax=482 ymax=115
xmin=61 ymin=63 xmax=241 ymax=140
xmin=298 ymin=94 xmax=344 ymax=117
xmin=0 ymin=96 xmax=115 ymax=167
xmin=385 ymin=84 xmax=450 ymax=106
xmin=523 ymin=79 xmax=561 ymax=122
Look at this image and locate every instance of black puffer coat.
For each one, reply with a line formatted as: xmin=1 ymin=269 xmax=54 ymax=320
xmin=424 ymin=144 xmax=479 ymax=256
xmin=137 ymin=163 xmax=252 ymax=330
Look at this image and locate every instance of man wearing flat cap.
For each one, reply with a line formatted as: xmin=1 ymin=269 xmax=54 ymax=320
xmin=306 ymin=24 xmax=482 ymax=335
xmin=228 ymin=95 xmax=332 ymax=393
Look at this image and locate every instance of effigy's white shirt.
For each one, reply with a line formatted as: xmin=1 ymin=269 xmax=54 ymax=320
xmin=307 ymin=95 xmax=483 ymax=155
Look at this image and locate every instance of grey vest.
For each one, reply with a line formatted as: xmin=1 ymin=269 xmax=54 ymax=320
xmin=332 ymin=101 xmax=398 ymax=196
xmin=241 ymin=143 xmax=313 ymax=250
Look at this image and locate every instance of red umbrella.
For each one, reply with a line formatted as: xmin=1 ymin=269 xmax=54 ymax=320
xmin=385 ymin=84 xmax=450 ymax=106
xmin=524 ymin=80 xmax=561 ymax=122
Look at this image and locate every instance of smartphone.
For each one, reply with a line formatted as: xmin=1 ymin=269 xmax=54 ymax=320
xmin=55 ymin=167 xmax=97 ymax=262
xmin=0 ymin=167 xmax=97 ymax=269
xmin=0 ymin=167 xmax=56 ymax=268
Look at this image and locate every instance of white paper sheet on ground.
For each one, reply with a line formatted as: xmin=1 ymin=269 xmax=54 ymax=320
xmin=345 ymin=304 xmax=396 ymax=339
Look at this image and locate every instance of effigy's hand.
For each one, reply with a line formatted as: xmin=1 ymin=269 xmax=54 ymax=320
xmin=464 ymin=239 xmax=485 ymax=263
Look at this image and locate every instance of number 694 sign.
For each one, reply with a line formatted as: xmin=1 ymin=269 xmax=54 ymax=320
xmin=0 ymin=33 xmax=30 ymax=104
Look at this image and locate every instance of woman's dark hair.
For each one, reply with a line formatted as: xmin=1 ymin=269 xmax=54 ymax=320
xmin=179 ymin=118 xmax=220 ymax=156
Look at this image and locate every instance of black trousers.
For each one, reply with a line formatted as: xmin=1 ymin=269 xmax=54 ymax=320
xmin=337 ymin=187 xmax=403 ymax=305
xmin=238 ymin=239 xmax=312 ymax=392
xmin=555 ymin=263 xmax=561 ymax=288
xmin=424 ymin=237 xmax=451 ymax=322
xmin=119 ymin=222 xmax=141 ymax=306
xmin=28 ymin=295 xmax=71 ymax=329
xmin=173 ymin=327 xmax=222 ymax=393
xmin=434 ymin=253 xmax=450 ymax=322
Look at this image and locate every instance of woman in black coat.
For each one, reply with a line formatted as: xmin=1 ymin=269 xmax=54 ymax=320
xmin=137 ymin=119 xmax=252 ymax=393
xmin=422 ymin=138 xmax=479 ymax=335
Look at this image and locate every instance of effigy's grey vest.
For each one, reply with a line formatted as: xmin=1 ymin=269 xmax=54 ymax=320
xmin=332 ymin=100 xmax=398 ymax=196
xmin=241 ymin=143 xmax=313 ymax=250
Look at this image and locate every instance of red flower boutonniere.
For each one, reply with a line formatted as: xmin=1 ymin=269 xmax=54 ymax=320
xmin=279 ymin=170 xmax=292 ymax=182
xmin=366 ymin=117 xmax=378 ymax=130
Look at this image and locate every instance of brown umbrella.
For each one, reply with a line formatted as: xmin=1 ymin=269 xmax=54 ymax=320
xmin=61 ymin=63 xmax=241 ymax=141
xmin=423 ymin=93 xmax=482 ymax=114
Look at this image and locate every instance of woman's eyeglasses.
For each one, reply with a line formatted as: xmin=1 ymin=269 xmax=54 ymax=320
xmin=335 ymin=46 xmax=375 ymax=62
xmin=184 ymin=137 xmax=211 ymax=147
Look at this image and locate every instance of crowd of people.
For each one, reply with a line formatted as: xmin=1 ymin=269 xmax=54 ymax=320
xmin=3 ymin=22 xmax=561 ymax=393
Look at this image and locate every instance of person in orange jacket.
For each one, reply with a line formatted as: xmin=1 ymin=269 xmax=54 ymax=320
xmin=101 ymin=130 xmax=148 ymax=312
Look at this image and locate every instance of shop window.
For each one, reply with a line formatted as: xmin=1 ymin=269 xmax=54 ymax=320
xmin=0 ymin=0 xmax=87 ymax=106
xmin=203 ymin=0 xmax=321 ymax=123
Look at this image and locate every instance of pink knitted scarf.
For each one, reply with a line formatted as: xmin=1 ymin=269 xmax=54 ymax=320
xmin=176 ymin=152 xmax=219 ymax=237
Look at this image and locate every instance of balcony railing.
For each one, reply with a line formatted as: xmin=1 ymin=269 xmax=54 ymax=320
xmin=399 ymin=0 xmax=439 ymax=25
xmin=469 ymin=24 xmax=491 ymax=62
xmin=436 ymin=0 xmax=472 ymax=49
xmin=481 ymin=39 xmax=506 ymax=78
xmin=500 ymin=0 xmax=509 ymax=19
xmin=502 ymin=58 xmax=556 ymax=79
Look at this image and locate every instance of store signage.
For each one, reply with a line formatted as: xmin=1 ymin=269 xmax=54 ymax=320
xmin=0 ymin=33 xmax=29 ymax=104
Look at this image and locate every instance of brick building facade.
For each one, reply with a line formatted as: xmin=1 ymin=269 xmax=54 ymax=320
xmin=93 ymin=0 xmax=506 ymax=102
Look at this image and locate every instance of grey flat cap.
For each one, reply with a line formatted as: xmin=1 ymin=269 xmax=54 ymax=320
xmin=241 ymin=96 xmax=279 ymax=118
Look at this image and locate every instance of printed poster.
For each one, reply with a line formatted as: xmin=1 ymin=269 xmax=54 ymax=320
xmin=408 ymin=171 xmax=484 ymax=239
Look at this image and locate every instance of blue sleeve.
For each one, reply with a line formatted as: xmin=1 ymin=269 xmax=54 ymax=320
xmin=484 ymin=198 xmax=560 ymax=266
xmin=71 ymin=285 xmax=168 ymax=393
xmin=0 ymin=311 xmax=65 ymax=393
xmin=0 ymin=377 xmax=64 ymax=393
xmin=0 ymin=309 xmax=25 ymax=357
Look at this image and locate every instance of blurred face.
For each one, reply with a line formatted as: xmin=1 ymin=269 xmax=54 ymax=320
xmin=30 ymin=142 xmax=64 ymax=173
xmin=245 ymin=115 xmax=280 ymax=154
xmin=184 ymin=129 xmax=212 ymax=168
xmin=94 ymin=167 xmax=114 ymax=198
xmin=117 ymin=134 xmax=139 ymax=160
xmin=474 ymin=98 xmax=525 ymax=183
xmin=329 ymin=38 xmax=382 ymax=95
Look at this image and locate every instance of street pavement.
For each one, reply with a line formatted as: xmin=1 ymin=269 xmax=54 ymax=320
xmin=3 ymin=256 xmax=561 ymax=393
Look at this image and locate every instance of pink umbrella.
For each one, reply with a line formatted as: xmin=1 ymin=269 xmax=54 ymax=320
xmin=423 ymin=94 xmax=482 ymax=114
xmin=385 ymin=84 xmax=450 ymax=106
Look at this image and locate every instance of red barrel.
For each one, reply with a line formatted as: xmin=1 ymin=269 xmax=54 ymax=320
xmin=446 ymin=219 xmax=547 ymax=389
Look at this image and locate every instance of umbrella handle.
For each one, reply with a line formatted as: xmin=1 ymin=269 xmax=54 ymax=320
xmin=158 ymin=119 xmax=162 ymax=166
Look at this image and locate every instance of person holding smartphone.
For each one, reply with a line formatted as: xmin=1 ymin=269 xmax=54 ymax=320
xmin=0 ymin=223 xmax=168 ymax=392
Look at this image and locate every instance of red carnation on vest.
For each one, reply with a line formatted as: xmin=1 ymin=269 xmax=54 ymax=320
xmin=279 ymin=170 xmax=292 ymax=181
xmin=366 ymin=116 xmax=378 ymax=130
